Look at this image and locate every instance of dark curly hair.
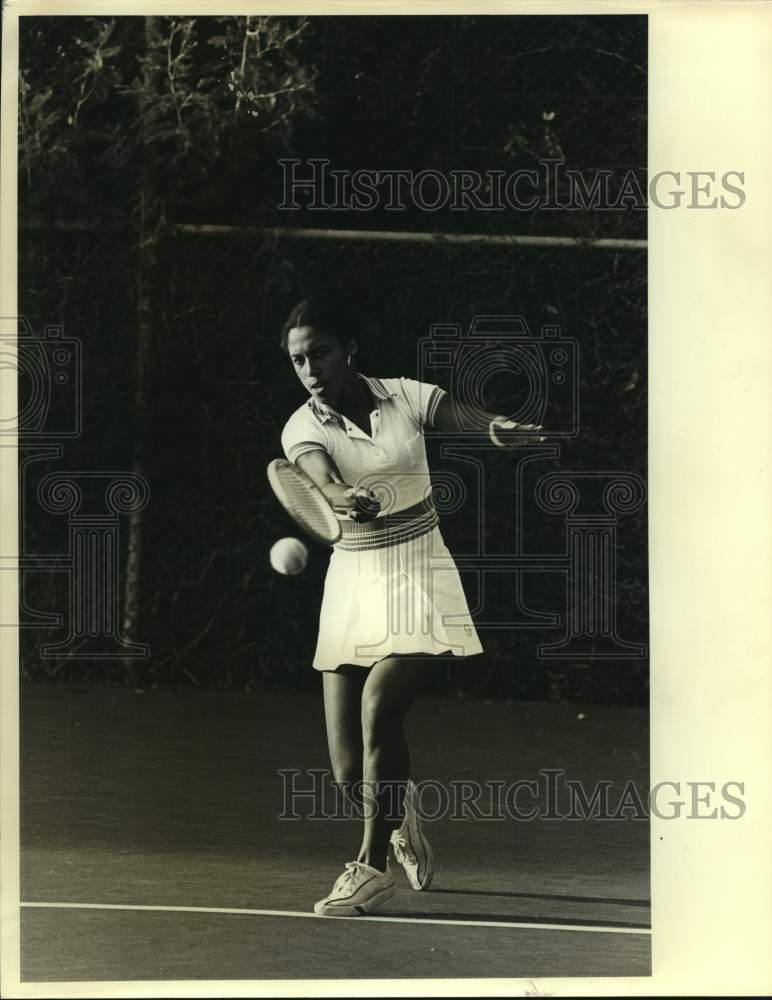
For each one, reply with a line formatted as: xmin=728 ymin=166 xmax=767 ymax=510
xmin=279 ymin=293 xmax=365 ymax=351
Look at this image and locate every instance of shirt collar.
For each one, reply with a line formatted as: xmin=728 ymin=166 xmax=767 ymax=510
xmin=364 ymin=376 xmax=398 ymax=402
xmin=308 ymin=374 xmax=397 ymax=425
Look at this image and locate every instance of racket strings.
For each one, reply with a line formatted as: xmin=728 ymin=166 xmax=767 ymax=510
xmin=288 ymin=479 xmax=336 ymax=534
xmin=269 ymin=461 xmax=341 ymax=545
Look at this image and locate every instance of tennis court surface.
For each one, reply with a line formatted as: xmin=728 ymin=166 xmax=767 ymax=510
xmin=20 ymin=684 xmax=650 ymax=981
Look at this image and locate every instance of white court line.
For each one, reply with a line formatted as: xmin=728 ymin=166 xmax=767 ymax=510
xmin=21 ymin=901 xmax=651 ymax=936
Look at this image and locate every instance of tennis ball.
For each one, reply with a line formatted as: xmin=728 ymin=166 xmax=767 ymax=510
xmin=270 ymin=537 xmax=308 ymax=576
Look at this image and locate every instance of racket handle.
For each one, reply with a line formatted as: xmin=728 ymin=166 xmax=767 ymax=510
xmin=345 ymin=486 xmax=381 ymax=520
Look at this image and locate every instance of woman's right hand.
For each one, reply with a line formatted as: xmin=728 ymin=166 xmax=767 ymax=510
xmin=295 ymin=452 xmax=381 ymax=522
xmin=346 ymin=486 xmax=382 ymax=522
xmin=325 ymin=484 xmax=382 ymax=522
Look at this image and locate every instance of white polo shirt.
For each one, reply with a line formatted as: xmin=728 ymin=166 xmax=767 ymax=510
xmin=281 ymin=375 xmax=446 ymax=515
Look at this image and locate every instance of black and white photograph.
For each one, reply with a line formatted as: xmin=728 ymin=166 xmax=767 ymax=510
xmin=1 ymin=2 xmax=770 ymax=997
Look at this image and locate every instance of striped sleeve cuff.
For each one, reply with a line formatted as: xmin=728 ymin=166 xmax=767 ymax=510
xmin=425 ymin=386 xmax=447 ymax=427
xmin=286 ymin=441 xmax=327 ymax=463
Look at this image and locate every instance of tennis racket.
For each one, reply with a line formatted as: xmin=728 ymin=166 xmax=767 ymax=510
xmin=267 ymin=458 xmax=342 ymax=545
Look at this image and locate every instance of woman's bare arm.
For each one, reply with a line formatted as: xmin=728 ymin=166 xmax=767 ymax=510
xmin=431 ymin=394 xmax=546 ymax=445
xmin=296 ymin=450 xmax=381 ymax=522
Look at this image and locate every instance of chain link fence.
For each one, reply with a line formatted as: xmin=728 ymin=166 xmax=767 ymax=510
xmin=17 ymin=12 xmax=647 ymax=702
xmin=18 ymin=223 xmax=647 ymax=702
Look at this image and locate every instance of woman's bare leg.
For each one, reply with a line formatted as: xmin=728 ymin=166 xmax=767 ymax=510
xmin=357 ymin=654 xmax=437 ymax=871
xmin=322 ymin=665 xmax=367 ymax=814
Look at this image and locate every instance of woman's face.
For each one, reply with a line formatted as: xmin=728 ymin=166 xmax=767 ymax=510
xmin=286 ymin=325 xmax=354 ymax=408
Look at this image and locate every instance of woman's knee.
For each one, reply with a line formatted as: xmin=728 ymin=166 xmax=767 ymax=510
xmin=361 ymin=690 xmax=405 ymax=748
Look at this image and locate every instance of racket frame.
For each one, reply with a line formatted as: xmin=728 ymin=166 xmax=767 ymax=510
xmin=267 ymin=458 xmax=342 ymax=546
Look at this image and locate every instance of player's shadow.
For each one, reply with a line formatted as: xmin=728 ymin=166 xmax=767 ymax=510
xmin=427 ymin=887 xmax=650 ymax=908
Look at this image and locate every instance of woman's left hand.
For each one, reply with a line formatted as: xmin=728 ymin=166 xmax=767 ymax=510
xmin=489 ymin=416 xmax=548 ymax=447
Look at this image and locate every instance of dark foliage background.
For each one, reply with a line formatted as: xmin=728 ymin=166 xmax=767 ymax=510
xmin=18 ymin=14 xmax=647 ymax=703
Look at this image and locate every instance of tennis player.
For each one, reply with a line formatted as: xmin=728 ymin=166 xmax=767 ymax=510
xmin=279 ymin=295 xmax=545 ymax=917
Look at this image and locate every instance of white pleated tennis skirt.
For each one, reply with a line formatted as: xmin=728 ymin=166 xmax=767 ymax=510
xmin=313 ymin=524 xmax=483 ymax=671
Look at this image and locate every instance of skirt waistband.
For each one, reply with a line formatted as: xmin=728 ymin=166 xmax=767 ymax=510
xmin=336 ymin=496 xmax=438 ymax=551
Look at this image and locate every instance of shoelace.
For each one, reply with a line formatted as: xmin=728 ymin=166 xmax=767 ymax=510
xmin=334 ymin=861 xmax=374 ymax=893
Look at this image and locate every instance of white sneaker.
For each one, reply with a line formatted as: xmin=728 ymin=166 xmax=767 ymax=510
xmin=390 ymin=779 xmax=434 ymax=890
xmin=313 ymin=861 xmax=396 ymax=917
